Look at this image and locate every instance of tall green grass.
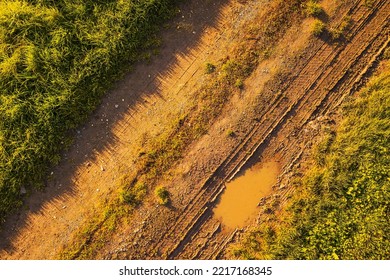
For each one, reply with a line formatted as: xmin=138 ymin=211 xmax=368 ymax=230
xmin=0 ymin=0 xmax=176 ymax=222
xmin=233 ymin=62 xmax=390 ymax=259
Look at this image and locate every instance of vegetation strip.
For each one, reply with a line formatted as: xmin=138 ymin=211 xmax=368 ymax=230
xmin=233 ymin=57 xmax=390 ymax=260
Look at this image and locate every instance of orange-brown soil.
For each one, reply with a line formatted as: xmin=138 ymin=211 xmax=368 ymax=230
xmin=0 ymin=0 xmax=388 ymax=259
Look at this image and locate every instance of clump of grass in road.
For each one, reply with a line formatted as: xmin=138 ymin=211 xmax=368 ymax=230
xmin=235 ymin=79 xmax=244 ymax=89
xmin=364 ymin=0 xmax=374 ymax=8
xmin=205 ymin=62 xmax=216 ymax=74
xmin=305 ymin=1 xmax=324 ymax=17
xmin=311 ymin=19 xmax=326 ymax=37
xmin=330 ymin=16 xmax=353 ymax=41
xmin=120 ymin=182 xmax=147 ymax=207
xmin=155 ymin=186 xmax=170 ymax=205
xmin=226 ymin=129 xmax=236 ymax=137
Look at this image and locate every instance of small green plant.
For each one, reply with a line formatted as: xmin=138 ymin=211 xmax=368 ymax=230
xmin=221 ymin=59 xmax=240 ymax=78
xmin=329 ymin=27 xmax=343 ymax=41
xmin=305 ymin=1 xmax=324 ymax=17
xmin=205 ymin=62 xmax=216 ymax=74
xmin=226 ymin=129 xmax=236 ymax=137
xmin=235 ymin=79 xmax=244 ymax=89
xmin=262 ymin=49 xmax=272 ymax=59
xmin=120 ymin=182 xmax=147 ymax=207
xmin=364 ymin=0 xmax=374 ymax=8
xmin=330 ymin=16 xmax=353 ymax=41
xmin=311 ymin=19 xmax=326 ymax=37
xmin=155 ymin=186 xmax=170 ymax=205
xmin=339 ymin=16 xmax=353 ymax=32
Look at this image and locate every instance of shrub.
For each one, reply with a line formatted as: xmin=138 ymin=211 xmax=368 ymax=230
xmin=339 ymin=16 xmax=353 ymax=33
xmin=305 ymin=1 xmax=324 ymax=17
xmin=120 ymin=182 xmax=147 ymax=207
xmin=330 ymin=16 xmax=353 ymax=41
xmin=311 ymin=19 xmax=326 ymax=37
xmin=364 ymin=0 xmax=374 ymax=8
xmin=226 ymin=129 xmax=236 ymax=137
xmin=221 ymin=59 xmax=240 ymax=78
xmin=235 ymin=79 xmax=244 ymax=89
xmin=154 ymin=186 xmax=169 ymax=205
xmin=329 ymin=28 xmax=343 ymax=41
xmin=205 ymin=62 xmax=216 ymax=74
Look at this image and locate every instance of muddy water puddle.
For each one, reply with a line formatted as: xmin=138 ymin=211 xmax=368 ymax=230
xmin=213 ymin=161 xmax=280 ymax=229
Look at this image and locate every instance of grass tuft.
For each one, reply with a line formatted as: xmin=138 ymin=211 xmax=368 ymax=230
xmin=311 ymin=19 xmax=326 ymax=37
xmin=305 ymin=1 xmax=324 ymax=17
xmin=154 ymin=186 xmax=170 ymax=205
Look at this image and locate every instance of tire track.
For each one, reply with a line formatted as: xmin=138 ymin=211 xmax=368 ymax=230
xmin=165 ymin=0 xmax=389 ymax=259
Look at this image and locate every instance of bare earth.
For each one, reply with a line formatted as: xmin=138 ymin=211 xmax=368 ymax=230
xmin=0 ymin=0 xmax=388 ymax=259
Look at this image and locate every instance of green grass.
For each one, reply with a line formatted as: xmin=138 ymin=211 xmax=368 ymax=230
xmin=205 ymin=62 xmax=216 ymax=74
xmin=330 ymin=15 xmax=353 ymax=41
xmin=0 ymin=0 xmax=176 ymax=222
xmin=305 ymin=0 xmax=324 ymax=17
xmin=233 ymin=61 xmax=390 ymax=260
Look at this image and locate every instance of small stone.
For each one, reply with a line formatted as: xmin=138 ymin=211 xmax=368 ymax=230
xmin=115 ymin=104 xmax=119 ymax=108
xmin=100 ymin=166 xmax=105 ymax=171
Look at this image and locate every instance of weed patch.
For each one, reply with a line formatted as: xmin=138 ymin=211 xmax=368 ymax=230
xmin=311 ymin=19 xmax=326 ymax=37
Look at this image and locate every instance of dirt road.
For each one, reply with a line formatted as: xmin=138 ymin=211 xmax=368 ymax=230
xmin=0 ymin=0 xmax=239 ymax=259
xmin=103 ymin=0 xmax=389 ymax=259
xmin=0 ymin=0 xmax=388 ymax=260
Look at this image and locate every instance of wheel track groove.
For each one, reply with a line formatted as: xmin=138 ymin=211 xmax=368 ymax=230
xmin=123 ymin=0 xmax=389 ymax=259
